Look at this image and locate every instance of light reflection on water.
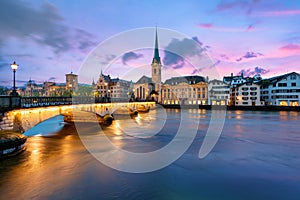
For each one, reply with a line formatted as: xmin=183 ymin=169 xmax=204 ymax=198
xmin=0 ymin=109 xmax=299 ymax=200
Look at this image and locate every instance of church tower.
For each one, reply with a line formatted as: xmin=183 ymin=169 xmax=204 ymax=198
xmin=151 ymin=27 xmax=162 ymax=102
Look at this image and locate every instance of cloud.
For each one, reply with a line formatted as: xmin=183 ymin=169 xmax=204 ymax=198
xmin=122 ymin=52 xmax=143 ymax=65
xmin=0 ymin=1 xmax=96 ymax=55
xmin=215 ymin=0 xmax=261 ymax=15
xmin=216 ymin=0 xmax=248 ymax=11
xmin=197 ymin=23 xmax=213 ymax=29
xmin=256 ymin=10 xmax=300 ymax=17
xmin=163 ymin=37 xmax=206 ymax=69
xmin=74 ymin=29 xmax=97 ymax=52
xmin=197 ymin=23 xmax=257 ymax=32
xmin=209 ymin=60 xmax=221 ymax=69
xmin=220 ymin=54 xmax=230 ymax=60
xmin=192 ymin=37 xmax=203 ymax=45
xmin=246 ymin=23 xmax=255 ymax=31
xmin=0 ymin=61 xmax=9 ymax=70
xmin=237 ymin=66 xmax=270 ymax=77
xmin=279 ymin=44 xmax=300 ymax=52
xmin=236 ymin=51 xmax=263 ymax=62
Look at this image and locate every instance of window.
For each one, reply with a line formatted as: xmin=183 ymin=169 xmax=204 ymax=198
xmin=242 ymin=92 xmax=249 ymax=96
xmin=154 ymin=68 xmax=157 ymax=74
xmin=242 ymin=97 xmax=249 ymax=100
xmin=292 ymin=82 xmax=296 ymax=87
xmin=290 ymin=74 xmax=296 ymax=80
xmin=278 ymin=83 xmax=287 ymax=87
xmin=242 ymin=102 xmax=248 ymax=105
xmin=250 ymin=87 xmax=257 ymax=91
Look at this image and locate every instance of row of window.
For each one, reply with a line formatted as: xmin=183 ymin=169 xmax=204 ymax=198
xmin=163 ymin=88 xmax=206 ymax=92
xmin=163 ymin=94 xmax=207 ymax=99
xmin=241 ymin=92 xmax=257 ymax=96
xmin=271 ymin=95 xmax=299 ymax=99
xmin=212 ymin=91 xmax=230 ymax=94
xmin=270 ymin=89 xmax=300 ymax=93
xmin=210 ymin=96 xmax=229 ymax=99
xmin=239 ymin=97 xmax=257 ymax=100
xmin=241 ymin=87 xmax=257 ymax=91
xmin=271 ymin=82 xmax=297 ymax=87
xmin=211 ymin=86 xmax=230 ymax=89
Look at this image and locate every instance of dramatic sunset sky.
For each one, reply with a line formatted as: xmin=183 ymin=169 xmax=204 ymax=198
xmin=0 ymin=0 xmax=300 ymax=87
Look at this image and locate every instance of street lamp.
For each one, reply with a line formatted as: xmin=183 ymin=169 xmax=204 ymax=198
xmin=10 ymin=61 xmax=19 ymax=96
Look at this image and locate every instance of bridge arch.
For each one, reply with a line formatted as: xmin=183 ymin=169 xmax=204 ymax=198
xmin=0 ymin=102 xmax=155 ymax=132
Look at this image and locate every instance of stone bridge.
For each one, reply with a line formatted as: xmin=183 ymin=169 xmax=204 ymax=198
xmin=0 ymin=102 xmax=155 ymax=132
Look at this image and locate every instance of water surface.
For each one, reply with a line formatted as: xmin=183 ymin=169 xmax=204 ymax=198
xmin=0 ymin=109 xmax=299 ymax=199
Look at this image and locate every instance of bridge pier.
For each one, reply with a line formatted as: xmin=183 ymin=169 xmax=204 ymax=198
xmin=0 ymin=112 xmax=14 ymax=131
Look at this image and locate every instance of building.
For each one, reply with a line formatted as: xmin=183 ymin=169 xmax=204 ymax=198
xmin=151 ymin=28 xmax=162 ymax=102
xmin=110 ymin=78 xmax=133 ymax=101
xmin=161 ymin=76 xmax=208 ymax=105
xmin=260 ymin=72 xmax=300 ymax=106
xmin=208 ymin=79 xmax=230 ymax=105
xmin=94 ymin=72 xmax=111 ymax=99
xmin=223 ymin=73 xmax=247 ymax=86
xmin=133 ymin=28 xmax=162 ymax=102
xmin=23 ymin=79 xmax=43 ymax=97
xmin=229 ymin=81 xmax=264 ymax=106
xmin=94 ymin=71 xmax=132 ymax=102
xmin=66 ymin=72 xmax=78 ymax=92
xmin=133 ymin=76 xmax=155 ymax=101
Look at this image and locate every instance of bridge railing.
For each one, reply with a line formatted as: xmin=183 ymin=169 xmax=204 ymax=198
xmin=1 ymin=96 xmax=153 ymax=111
xmin=21 ymin=96 xmax=73 ymax=108
xmin=0 ymin=96 xmax=21 ymax=111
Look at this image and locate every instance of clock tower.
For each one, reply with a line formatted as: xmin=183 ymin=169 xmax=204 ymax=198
xmin=151 ymin=27 xmax=162 ymax=102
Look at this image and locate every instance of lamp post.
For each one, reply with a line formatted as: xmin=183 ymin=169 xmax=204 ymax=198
xmin=10 ymin=61 xmax=19 ymax=96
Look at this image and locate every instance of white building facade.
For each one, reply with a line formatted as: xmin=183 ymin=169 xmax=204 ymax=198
xmin=230 ymin=82 xmax=264 ymax=106
xmin=260 ymin=72 xmax=300 ymax=106
xmin=208 ymin=79 xmax=230 ymax=105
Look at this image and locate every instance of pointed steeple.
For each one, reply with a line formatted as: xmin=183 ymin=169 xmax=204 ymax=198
xmin=153 ymin=26 xmax=161 ymax=64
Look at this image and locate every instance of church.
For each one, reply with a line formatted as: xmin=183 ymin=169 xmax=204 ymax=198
xmin=133 ymin=28 xmax=162 ymax=102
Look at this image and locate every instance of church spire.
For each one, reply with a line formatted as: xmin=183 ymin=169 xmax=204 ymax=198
xmin=153 ymin=26 xmax=161 ymax=64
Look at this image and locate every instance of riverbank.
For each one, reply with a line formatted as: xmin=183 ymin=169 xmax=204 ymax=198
xmin=161 ymin=104 xmax=300 ymax=111
xmin=0 ymin=130 xmax=27 ymax=158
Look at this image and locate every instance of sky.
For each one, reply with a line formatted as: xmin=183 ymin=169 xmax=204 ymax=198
xmin=0 ymin=0 xmax=300 ymax=87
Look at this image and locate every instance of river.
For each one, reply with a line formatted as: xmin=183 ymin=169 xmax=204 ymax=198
xmin=0 ymin=109 xmax=299 ymax=200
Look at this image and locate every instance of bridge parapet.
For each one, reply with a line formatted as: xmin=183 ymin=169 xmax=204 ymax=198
xmin=0 ymin=102 xmax=155 ymax=132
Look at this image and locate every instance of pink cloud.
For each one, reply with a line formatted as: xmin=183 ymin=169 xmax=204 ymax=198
xmin=246 ymin=24 xmax=255 ymax=31
xmin=197 ymin=23 xmax=213 ymax=29
xmin=197 ymin=23 xmax=255 ymax=32
xmin=279 ymin=44 xmax=300 ymax=52
xmin=260 ymin=44 xmax=300 ymax=61
xmin=257 ymin=10 xmax=300 ymax=17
